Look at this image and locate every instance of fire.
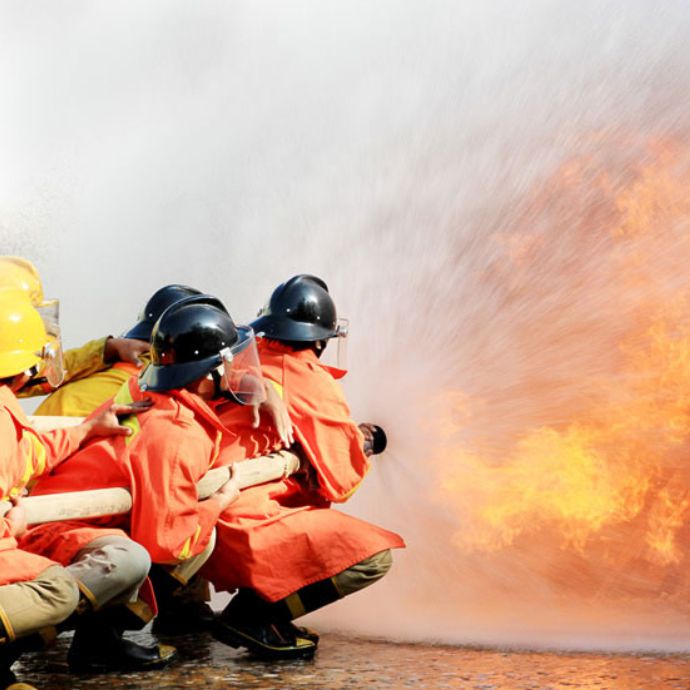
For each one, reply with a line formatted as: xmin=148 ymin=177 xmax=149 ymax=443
xmin=436 ymin=135 xmax=690 ymax=602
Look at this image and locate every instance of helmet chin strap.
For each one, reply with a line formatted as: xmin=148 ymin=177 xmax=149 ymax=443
xmin=314 ymin=340 xmax=327 ymax=358
xmin=210 ymin=368 xmax=227 ymax=400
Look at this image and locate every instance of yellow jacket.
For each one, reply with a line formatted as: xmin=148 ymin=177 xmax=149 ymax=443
xmin=19 ymin=337 xmax=110 ymax=400
xmin=34 ymin=356 xmax=150 ymax=417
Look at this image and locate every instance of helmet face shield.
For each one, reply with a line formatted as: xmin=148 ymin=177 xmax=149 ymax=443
xmin=34 ymin=299 xmax=65 ymax=387
xmin=218 ymin=326 xmax=266 ymax=406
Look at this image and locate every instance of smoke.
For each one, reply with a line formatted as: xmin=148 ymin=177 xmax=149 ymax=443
xmin=3 ymin=0 xmax=690 ymax=651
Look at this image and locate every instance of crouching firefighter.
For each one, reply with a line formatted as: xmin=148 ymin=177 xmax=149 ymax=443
xmin=0 ymin=291 xmax=150 ymax=689
xmin=203 ymin=274 xmax=404 ymax=660
xmin=19 ymin=296 xmax=256 ymax=673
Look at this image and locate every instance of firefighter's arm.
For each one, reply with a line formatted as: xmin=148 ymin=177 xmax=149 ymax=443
xmin=251 ymin=378 xmax=294 ymax=446
xmin=102 ymin=337 xmax=149 ymax=367
xmin=39 ymin=399 xmax=152 ymax=473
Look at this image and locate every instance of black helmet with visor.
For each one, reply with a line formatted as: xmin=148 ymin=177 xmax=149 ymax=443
xmin=139 ymin=295 xmax=265 ymax=405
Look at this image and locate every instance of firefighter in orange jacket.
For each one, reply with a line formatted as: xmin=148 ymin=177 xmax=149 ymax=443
xmin=205 ymin=275 xmax=403 ymax=660
xmin=21 ymin=296 xmax=262 ymax=673
xmin=34 ymin=284 xmax=203 ymax=418
xmin=0 ymin=292 xmax=150 ymax=690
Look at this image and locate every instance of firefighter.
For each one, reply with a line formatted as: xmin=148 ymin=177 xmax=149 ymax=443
xmin=19 ymin=296 xmax=259 ymax=673
xmin=33 ymin=284 xmax=203 ymax=417
xmin=0 ymin=256 xmax=150 ymax=396
xmin=0 ymin=291 xmax=149 ymax=689
xmin=204 ymin=275 xmax=404 ymax=660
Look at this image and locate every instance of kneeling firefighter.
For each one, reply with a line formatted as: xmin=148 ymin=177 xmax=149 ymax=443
xmin=204 ymin=274 xmax=404 ymax=660
xmin=0 ymin=290 xmax=152 ymax=689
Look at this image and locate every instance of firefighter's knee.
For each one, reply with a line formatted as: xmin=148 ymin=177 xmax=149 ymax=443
xmin=334 ymin=549 xmax=393 ymax=597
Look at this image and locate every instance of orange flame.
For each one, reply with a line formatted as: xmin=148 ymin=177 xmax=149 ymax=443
xmin=435 ymin=136 xmax=690 ymax=601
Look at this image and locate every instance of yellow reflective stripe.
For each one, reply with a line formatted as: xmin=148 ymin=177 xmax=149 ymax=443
xmin=284 ymin=593 xmax=306 ymax=619
xmin=5 ymin=426 xmax=50 ymax=497
xmin=113 ymin=383 xmax=140 ymax=445
xmin=27 ymin=433 xmax=47 ymax=476
xmin=209 ymin=431 xmax=222 ymax=469
xmin=120 ymin=415 xmax=140 ymax=445
xmin=178 ymin=525 xmax=202 ymax=561
xmin=0 ymin=603 xmax=16 ymax=642
xmin=114 ymin=384 xmax=134 ymax=405
xmin=18 ymin=446 xmax=34 ymax=487
xmin=270 ymin=380 xmax=284 ymax=400
xmin=337 ymin=483 xmax=361 ymax=502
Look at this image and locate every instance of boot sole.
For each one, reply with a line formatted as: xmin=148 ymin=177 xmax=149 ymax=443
xmin=212 ymin=621 xmax=316 ymax=660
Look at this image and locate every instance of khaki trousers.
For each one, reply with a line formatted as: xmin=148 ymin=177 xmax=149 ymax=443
xmin=0 ymin=565 xmax=79 ymax=642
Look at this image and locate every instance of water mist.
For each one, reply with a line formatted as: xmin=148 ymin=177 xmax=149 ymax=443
xmin=2 ymin=0 xmax=690 ymax=652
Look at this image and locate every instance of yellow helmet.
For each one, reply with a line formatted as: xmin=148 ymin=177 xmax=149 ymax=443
xmin=0 ymin=256 xmax=44 ymax=305
xmin=0 ymin=290 xmax=47 ymax=379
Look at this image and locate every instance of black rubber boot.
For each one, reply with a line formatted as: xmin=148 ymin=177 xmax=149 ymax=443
xmin=67 ymin=612 xmax=177 ymax=674
xmin=1 ymin=650 xmax=38 ymax=689
xmin=0 ymin=623 xmax=43 ymax=690
xmin=2 ymin=670 xmax=37 ymax=690
xmin=213 ymin=617 xmax=316 ymax=661
xmin=152 ymin=599 xmax=216 ymax=636
xmin=213 ymin=590 xmax=316 ymax=661
xmin=276 ymin=621 xmax=320 ymax=645
xmin=0 ymin=663 xmax=21 ymax=690
xmin=149 ymin=568 xmax=215 ymax=636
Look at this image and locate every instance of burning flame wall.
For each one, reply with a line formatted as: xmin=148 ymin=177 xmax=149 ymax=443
xmin=3 ymin=0 xmax=690 ymax=651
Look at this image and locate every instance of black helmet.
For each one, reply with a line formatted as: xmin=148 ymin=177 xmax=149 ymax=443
xmin=124 ymin=284 xmax=203 ymax=341
xmin=250 ymin=275 xmax=338 ymax=342
xmin=138 ymin=295 xmax=238 ymax=392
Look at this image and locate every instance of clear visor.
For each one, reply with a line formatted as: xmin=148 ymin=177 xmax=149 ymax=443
xmin=34 ymin=298 xmax=65 ymax=387
xmin=320 ymin=317 xmax=349 ymax=370
xmin=216 ymin=326 xmax=266 ymax=406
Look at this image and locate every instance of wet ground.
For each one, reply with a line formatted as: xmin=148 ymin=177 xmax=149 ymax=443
xmin=16 ymin=631 xmax=690 ymax=690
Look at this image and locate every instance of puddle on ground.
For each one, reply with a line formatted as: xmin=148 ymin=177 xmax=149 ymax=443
xmin=14 ymin=631 xmax=690 ymax=689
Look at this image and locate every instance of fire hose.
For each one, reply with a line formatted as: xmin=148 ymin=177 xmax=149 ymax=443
xmin=0 ymin=417 xmax=300 ymax=525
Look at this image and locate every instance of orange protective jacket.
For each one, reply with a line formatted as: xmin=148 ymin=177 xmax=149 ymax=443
xmin=203 ymin=340 xmax=404 ymax=602
xmin=0 ymin=386 xmax=93 ymax=585
xmin=20 ymin=377 xmax=230 ymax=566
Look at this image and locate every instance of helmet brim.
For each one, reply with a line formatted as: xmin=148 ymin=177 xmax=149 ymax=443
xmin=123 ymin=322 xmax=153 ymax=341
xmin=138 ymin=354 xmax=222 ymax=393
xmin=250 ymin=314 xmax=337 ymax=342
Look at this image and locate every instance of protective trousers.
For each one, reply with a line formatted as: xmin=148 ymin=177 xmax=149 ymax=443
xmin=228 ymin=549 xmax=393 ymax=623
xmin=149 ymin=529 xmax=217 ymax=607
xmin=64 ymin=535 xmax=182 ymax=674
xmin=0 ymin=565 xmax=79 ymax=643
xmin=67 ymin=535 xmax=150 ymax=610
